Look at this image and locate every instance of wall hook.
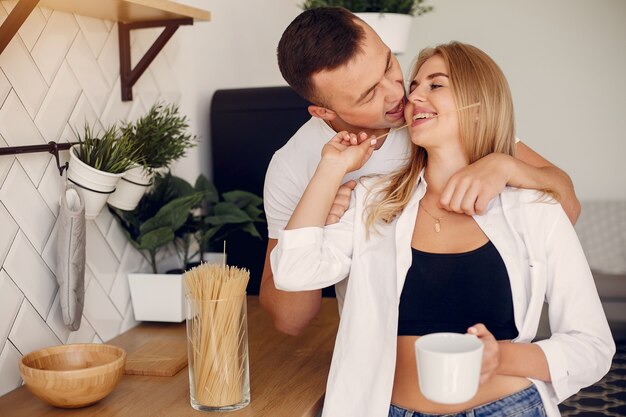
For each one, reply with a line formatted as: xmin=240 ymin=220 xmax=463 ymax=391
xmin=48 ymin=141 xmax=69 ymax=176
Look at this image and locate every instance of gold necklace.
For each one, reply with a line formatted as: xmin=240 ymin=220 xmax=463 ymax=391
xmin=419 ymin=202 xmax=446 ymax=233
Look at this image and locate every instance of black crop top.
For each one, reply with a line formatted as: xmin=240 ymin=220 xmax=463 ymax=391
xmin=398 ymin=241 xmax=518 ymax=340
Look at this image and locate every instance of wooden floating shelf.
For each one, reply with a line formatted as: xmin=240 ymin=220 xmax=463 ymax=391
xmin=0 ymin=0 xmax=210 ymax=101
xmin=37 ymin=0 xmax=211 ymax=23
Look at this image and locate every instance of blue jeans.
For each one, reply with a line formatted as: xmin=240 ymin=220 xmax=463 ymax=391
xmin=389 ymin=384 xmax=546 ymax=417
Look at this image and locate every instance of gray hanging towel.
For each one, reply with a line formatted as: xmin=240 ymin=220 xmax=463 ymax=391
xmin=56 ymin=185 xmax=86 ymax=331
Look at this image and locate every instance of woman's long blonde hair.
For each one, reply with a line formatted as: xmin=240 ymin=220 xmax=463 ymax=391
xmin=365 ymin=42 xmax=516 ymax=230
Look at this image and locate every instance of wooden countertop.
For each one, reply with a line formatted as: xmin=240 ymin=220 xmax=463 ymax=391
xmin=0 ymin=297 xmax=339 ymax=417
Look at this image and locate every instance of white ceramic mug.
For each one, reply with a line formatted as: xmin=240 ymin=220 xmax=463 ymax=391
xmin=414 ymin=332 xmax=484 ymax=404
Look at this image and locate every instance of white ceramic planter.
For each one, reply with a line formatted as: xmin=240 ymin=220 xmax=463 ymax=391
xmin=128 ymin=252 xmax=227 ymax=323
xmin=67 ymin=146 xmax=124 ymax=219
xmin=195 ymin=252 xmax=227 ymax=265
xmin=128 ymin=273 xmax=185 ymax=322
xmin=107 ymin=166 xmax=153 ymax=211
xmin=355 ymin=12 xmax=413 ymax=55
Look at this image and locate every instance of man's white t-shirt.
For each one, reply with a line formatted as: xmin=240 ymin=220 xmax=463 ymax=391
xmin=263 ymin=116 xmax=412 ymax=309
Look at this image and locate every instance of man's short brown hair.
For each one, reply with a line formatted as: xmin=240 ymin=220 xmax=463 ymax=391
xmin=277 ymin=7 xmax=365 ymax=105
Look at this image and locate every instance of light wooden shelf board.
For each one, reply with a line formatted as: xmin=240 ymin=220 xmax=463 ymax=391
xmin=37 ymin=0 xmax=211 ymax=23
xmin=1 ymin=0 xmax=210 ymax=101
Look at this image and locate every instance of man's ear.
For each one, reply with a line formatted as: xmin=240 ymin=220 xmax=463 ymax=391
xmin=308 ymin=105 xmax=337 ymax=121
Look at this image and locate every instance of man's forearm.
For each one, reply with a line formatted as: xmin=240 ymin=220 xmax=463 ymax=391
xmin=535 ymin=165 xmax=580 ymax=224
xmin=508 ymin=158 xmax=581 ymax=224
xmin=260 ymin=160 xmax=345 ymax=334
xmin=513 ymin=141 xmax=581 ymax=224
xmin=259 ymin=274 xmax=322 ymax=336
xmin=259 ymin=239 xmax=323 ymax=335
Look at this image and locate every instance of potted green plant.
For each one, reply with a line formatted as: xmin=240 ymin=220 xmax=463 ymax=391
xmin=173 ymin=175 xmax=265 ymax=271
xmin=301 ymin=0 xmax=433 ymax=54
xmin=107 ymin=102 xmax=196 ymax=211
xmin=110 ymin=172 xmax=264 ymax=322
xmin=109 ymin=173 xmax=203 ymax=322
xmin=67 ymin=124 xmax=139 ymax=219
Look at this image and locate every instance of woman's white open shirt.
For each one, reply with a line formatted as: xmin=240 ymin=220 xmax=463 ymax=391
xmin=271 ymin=173 xmax=614 ymax=417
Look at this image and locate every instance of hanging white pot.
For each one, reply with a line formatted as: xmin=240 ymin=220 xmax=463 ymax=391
xmin=128 ymin=273 xmax=185 ymax=322
xmin=355 ymin=12 xmax=413 ymax=55
xmin=107 ymin=166 xmax=154 ymax=211
xmin=67 ymin=146 xmax=124 ymax=219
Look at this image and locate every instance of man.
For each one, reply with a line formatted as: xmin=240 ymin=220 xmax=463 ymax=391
xmin=260 ymin=7 xmax=580 ymax=335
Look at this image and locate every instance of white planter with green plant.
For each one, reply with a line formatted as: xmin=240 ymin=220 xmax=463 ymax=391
xmin=111 ymin=173 xmax=264 ymax=322
xmin=301 ymin=0 xmax=433 ymax=54
xmin=108 ymin=103 xmax=196 ymax=211
xmin=67 ymin=125 xmax=138 ymax=219
xmin=124 ymin=189 xmax=200 ymax=322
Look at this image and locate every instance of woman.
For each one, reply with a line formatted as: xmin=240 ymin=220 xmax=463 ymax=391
xmin=271 ymin=42 xmax=614 ymax=417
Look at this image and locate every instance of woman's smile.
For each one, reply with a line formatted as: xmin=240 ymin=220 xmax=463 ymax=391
xmin=410 ymin=107 xmax=438 ymax=127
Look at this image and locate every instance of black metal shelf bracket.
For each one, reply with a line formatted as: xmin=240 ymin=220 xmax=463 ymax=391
xmin=0 ymin=141 xmax=76 ymax=176
xmin=2 ymin=2 xmax=196 ymax=102
xmin=118 ymin=18 xmax=193 ymax=101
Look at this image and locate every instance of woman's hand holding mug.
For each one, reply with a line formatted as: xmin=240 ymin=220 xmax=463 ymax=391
xmin=468 ymin=323 xmax=501 ymax=385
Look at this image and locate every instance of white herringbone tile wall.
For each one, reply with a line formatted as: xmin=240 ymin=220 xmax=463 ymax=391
xmin=0 ymin=3 xmax=185 ymax=395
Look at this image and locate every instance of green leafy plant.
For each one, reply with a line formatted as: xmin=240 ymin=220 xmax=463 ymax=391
xmin=110 ymin=172 xmax=264 ymax=273
xmin=109 ymin=172 xmax=202 ymax=273
xmin=121 ymin=102 xmax=196 ymax=171
xmin=301 ymin=0 xmax=433 ymax=16
xmin=73 ymin=124 xmax=139 ymax=173
xmin=176 ymin=175 xmax=265 ymax=268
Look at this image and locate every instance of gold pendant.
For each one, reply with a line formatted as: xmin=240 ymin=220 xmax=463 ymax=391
xmin=434 ymin=220 xmax=441 ymax=233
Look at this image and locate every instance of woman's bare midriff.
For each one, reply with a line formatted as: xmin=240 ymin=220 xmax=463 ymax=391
xmin=392 ymin=336 xmax=531 ymax=414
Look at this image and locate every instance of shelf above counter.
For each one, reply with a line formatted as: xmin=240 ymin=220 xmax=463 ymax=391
xmin=0 ymin=0 xmax=210 ymax=100
xmin=36 ymin=0 xmax=211 ymax=23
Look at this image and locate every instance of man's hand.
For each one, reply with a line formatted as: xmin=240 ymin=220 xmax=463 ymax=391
xmin=325 ymin=180 xmax=357 ymax=225
xmin=440 ymin=153 xmax=514 ymax=215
